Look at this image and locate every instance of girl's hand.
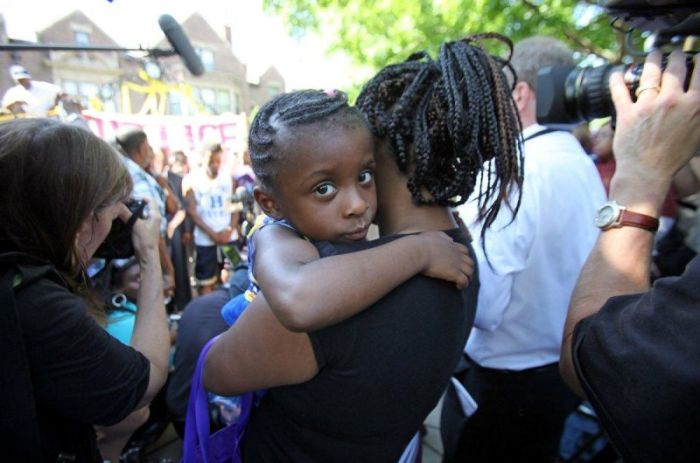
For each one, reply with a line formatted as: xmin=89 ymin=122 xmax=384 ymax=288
xmin=418 ymin=231 xmax=474 ymax=289
xmin=119 ymin=197 xmax=161 ymax=262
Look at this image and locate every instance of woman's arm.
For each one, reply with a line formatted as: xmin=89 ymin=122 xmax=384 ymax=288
xmin=204 ymin=293 xmax=317 ymax=396
xmin=254 ymin=226 xmax=473 ymax=332
xmin=124 ymin=198 xmax=170 ymax=408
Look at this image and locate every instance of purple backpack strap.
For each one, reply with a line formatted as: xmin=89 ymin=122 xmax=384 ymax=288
xmin=182 ymin=336 xmax=254 ymax=463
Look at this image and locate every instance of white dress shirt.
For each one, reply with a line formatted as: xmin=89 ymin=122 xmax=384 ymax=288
xmin=458 ymin=124 xmax=607 ymax=370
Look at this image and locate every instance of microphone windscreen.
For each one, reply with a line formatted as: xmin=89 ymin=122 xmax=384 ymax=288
xmin=158 ymin=14 xmax=205 ymax=76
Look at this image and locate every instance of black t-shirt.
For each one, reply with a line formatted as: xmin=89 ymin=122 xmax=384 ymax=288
xmin=166 ymin=287 xmax=231 ymax=423
xmin=243 ymin=228 xmax=478 ymax=462
xmin=5 ymin=274 xmax=150 ymax=462
xmin=572 ymin=255 xmax=700 ymax=463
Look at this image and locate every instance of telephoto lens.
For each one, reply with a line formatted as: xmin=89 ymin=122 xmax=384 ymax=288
xmin=536 ymin=55 xmax=694 ymax=124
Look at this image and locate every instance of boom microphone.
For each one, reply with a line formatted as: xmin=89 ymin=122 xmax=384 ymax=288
xmin=158 ymin=14 xmax=205 ymax=76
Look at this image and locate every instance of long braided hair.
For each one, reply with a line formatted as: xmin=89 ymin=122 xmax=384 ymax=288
xmin=356 ymin=34 xmax=523 ymax=236
xmin=248 ymin=89 xmax=369 ymax=190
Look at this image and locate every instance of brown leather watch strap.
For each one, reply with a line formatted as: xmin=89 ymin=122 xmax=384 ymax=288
xmin=619 ymin=209 xmax=660 ymax=232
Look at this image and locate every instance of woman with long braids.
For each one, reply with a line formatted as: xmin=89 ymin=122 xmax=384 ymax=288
xmin=205 ymin=35 xmax=522 ymax=461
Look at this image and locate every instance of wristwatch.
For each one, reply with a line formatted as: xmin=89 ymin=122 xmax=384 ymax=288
xmin=594 ymin=200 xmax=659 ymax=232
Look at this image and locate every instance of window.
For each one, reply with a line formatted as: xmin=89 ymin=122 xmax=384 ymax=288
xmin=201 ymin=88 xmax=215 ymax=106
xmin=232 ymin=90 xmax=241 ymax=114
xmin=195 ymin=48 xmax=215 ymax=72
xmin=216 ymin=89 xmax=232 ymax=114
xmin=74 ymin=31 xmax=90 ymax=46
xmin=62 ymin=81 xmax=117 ymax=112
xmin=268 ymin=83 xmax=281 ymax=99
xmin=168 ymin=93 xmax=183 ymax=116
xmin=63 ymin=80 xmax=78 ymax=97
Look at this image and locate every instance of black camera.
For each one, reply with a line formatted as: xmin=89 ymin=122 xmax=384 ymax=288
xmin=94 ymin=199 xmax=147 ymax=259
xmin=537 ymin=0 xmax=700 ymax=124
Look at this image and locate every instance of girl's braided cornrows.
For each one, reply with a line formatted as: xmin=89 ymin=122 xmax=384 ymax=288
xmin=248 ymin=89 xmax=367 ymax=190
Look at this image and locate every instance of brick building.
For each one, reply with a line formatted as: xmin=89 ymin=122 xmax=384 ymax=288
xmin=0 ymin=10 xmax=286 ymax=117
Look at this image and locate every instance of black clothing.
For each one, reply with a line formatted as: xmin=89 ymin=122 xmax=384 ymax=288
xmin=572 ymin=255 xmax=700 ymax=463
xmin=166 ymin=289 xmax=231 ymax=427
xmin=167 ymin=171 xmax=193 ymax=310
xmin=243 ymin=228 xmax=477 ymax=462
xmin=2 ymin=263 xmax=149 ymax=462
xmin=166 ymin=266 xmax=248 ymax=432
xmin=441 ymin=361 xmax=577 ymax=463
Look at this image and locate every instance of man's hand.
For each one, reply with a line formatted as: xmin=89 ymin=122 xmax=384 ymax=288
xmin=611 ymin=51 xmax=700 ymax=202
xmin=561 ymin=51 xmax=700 ymax=396
xmin=214 ymin=228 xmax=234 ymax=245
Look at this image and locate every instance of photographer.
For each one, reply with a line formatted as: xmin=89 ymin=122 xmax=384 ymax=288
xmin=0 ymin=119 xmax=170 ymax=462
xmin=561 ymin=50 xmax=700 ymax=462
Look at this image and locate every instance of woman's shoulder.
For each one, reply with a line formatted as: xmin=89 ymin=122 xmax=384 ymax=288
xmin=15 ymin=274 xmax=90 ymax=329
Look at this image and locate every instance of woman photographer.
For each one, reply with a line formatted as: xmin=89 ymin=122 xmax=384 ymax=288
xmin=0 ymin=118 xmax=170 ymax=462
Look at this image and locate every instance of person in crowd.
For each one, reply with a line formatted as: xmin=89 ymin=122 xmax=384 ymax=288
xmin=1 ymin=65 xmax=65 ymax=117
xmin=204 ymin=35 xmax=522 ymax=461
xmin=167 ymin=150 xmax=194 ymax=310
xmin=166 ymin=264 xmax=249 ymax=438
xmin=115 ymin=129 xmax=177 ymax=301
xmin=443 ymin=36 xmax=607 ymax=462
xmin=90 ymin=258 xmax=150 ymax=462
xmin=0 ymin=119 xmax=170 ymax=462
xmin=573 ymin=122 xmax=593 ymax=155
xmin=561 ymin=50 xmax=700 ymax=462
xmin=183 ymin=143 xmax=240 ymax=295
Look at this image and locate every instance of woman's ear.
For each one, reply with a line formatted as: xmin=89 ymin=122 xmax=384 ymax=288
xmin=75 ymin=215 xmax=92 ymax=243
xmin=253 ymin=186 xmax=283 ymax=219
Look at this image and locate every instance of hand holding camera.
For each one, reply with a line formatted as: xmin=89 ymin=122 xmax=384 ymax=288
xmin=126 ymin=197 xmax=162 ymax=264
xmin=536 ymin=1 xmax=699 ymax=124
xmin=611 ymin=50 xmax=700 ymax=199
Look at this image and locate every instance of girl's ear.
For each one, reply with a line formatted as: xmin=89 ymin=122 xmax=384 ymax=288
xmin=253 ymin=186 xmax=283 ymax=219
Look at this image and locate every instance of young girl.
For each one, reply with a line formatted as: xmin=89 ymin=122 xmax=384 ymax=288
xmin=204 ymin=37 xmax=522 ymax=461
xmin=221 ymin=89 xmax=473 ymax=332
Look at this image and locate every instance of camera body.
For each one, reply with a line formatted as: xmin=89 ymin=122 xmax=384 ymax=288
xmin=94 ymin=199 xmax=147 ymax=259
xmin=536 ymin=0 xmax=700 ymax=125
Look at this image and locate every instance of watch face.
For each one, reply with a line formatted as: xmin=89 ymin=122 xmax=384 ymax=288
xmin=595 ymin=204 xmax=616 ymax=228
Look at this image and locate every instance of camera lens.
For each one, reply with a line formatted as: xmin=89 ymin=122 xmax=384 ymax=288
xmin=537 ymin=64 xmax=634 ymax=124
xmin=537 ymin=55 xmax=694 ymax=125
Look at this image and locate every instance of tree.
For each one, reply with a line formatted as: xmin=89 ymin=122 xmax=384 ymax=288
xmin=265 ymin=0 xmax=623 ymax=88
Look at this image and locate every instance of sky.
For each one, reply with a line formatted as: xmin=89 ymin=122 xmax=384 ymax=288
xmin=0 ymin=0 xmax=354 ymax=90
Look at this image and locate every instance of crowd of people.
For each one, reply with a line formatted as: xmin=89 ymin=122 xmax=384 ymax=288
xmin=0 ymin=30 xmax=699 ymax=463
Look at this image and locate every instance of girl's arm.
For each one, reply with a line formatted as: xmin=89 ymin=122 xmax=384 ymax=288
xmin=204 ymin=292 xmax=317 ymax=396
xmin=253 ymin=225 xmax=473 ymax=332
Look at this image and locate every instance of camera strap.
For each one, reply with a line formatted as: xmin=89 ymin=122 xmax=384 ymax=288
xmin=523 ymin=127 xmax=563 ymax=142
xmin=0 ymin=253 xmax=56 ymax=461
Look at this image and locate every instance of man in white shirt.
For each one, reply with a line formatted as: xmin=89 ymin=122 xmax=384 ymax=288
xmin=442 ymin=36 xmax=607 ymax=462
xmin=183 ymin=143 xmax=239 ymax=295
xmin=2 ymin=65 xmax=64 ymax=117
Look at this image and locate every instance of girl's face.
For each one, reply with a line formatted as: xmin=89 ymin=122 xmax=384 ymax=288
xmin=263 ymin=125 xmax=377 ymax=242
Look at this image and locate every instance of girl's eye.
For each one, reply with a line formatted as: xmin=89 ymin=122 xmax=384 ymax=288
xmin=358 ymin=170 xmax=374 ymax=185
xmin=314 ymin=183 xmax=337 ymax=198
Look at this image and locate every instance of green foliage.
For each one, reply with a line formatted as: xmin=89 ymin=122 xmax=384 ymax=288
xmin=265 ymin=0 xmax=622 ymax=93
